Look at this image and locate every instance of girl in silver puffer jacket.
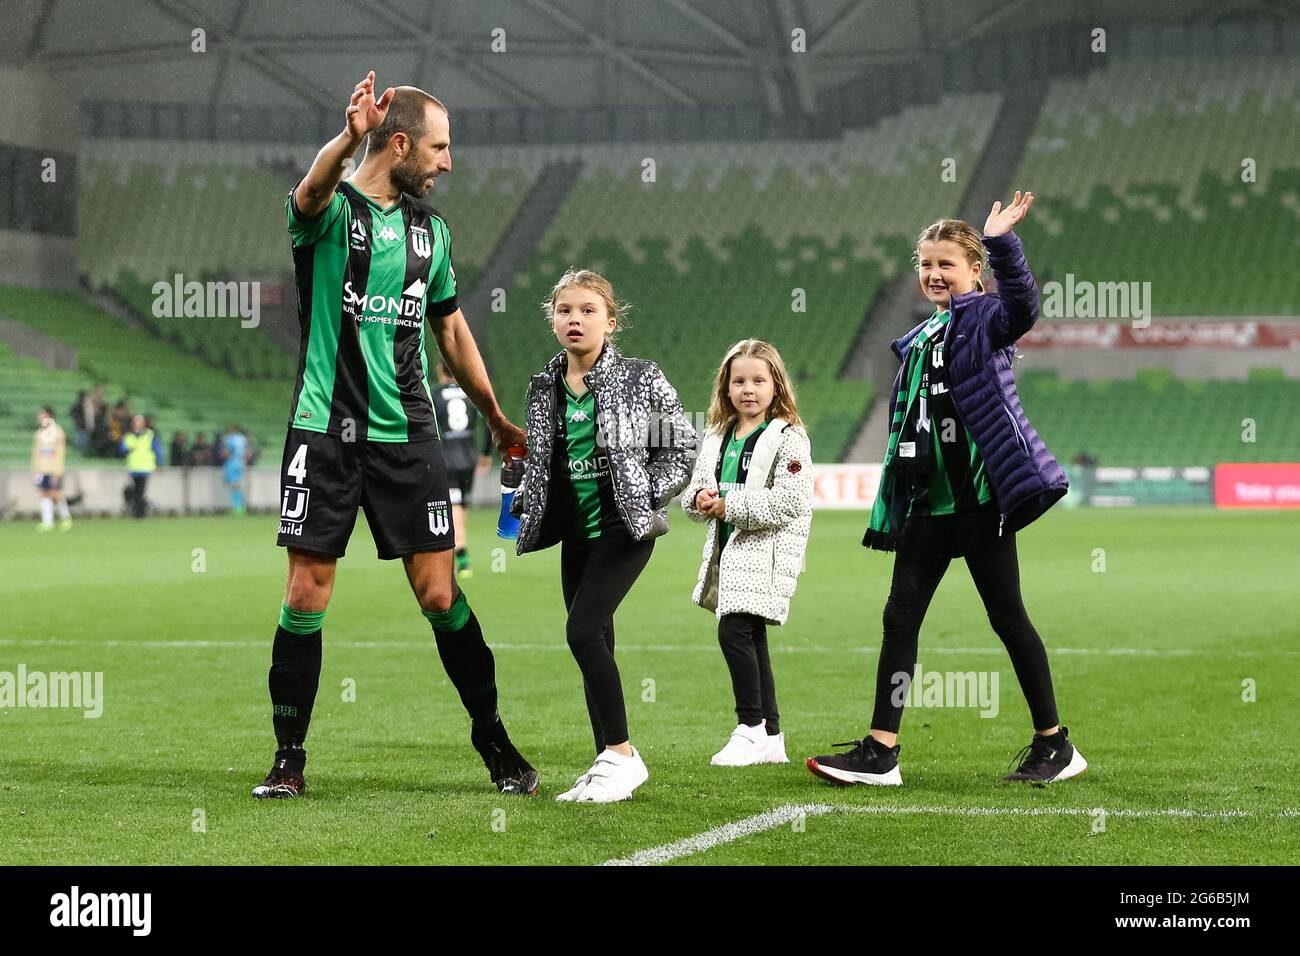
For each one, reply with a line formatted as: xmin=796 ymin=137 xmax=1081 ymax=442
xmin=510 ymin=269 xmax=697 ymax=803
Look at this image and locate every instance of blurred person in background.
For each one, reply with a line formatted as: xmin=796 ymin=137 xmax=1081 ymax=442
xmin=190 ymin=433 xmax=213 ymax=466
xmin=243 ymin=428 xmax=261 ymax=467
xmin=170 ymin=431 xmax=190 ymax=467
xmin=119 ymin=414 xmax=162 ymax=518
xmin=222 ymin=423 xmax=249 ymax=514
xmin=432 ymin=360 xmax=494 ymax=579
xmin=69 ymin=390 xmax=89 ymax=450
xmin=32 ymin=407 xmax=72 ymax=532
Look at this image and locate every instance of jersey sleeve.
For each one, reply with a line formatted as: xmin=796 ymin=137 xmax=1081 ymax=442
xmin=427 ymin=218 xmax=459 ymax=318
xmin=286 ymin=185 xmax=347 ymax=248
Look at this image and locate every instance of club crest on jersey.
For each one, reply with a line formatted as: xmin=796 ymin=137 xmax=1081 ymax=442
xmin=349 ymin=218 xmax=367 ymax=251
xmin=742 ymin=451 xmax=753 ymax=470
xmin=279 ymin=486 xmax=310 ymax=535
xmin=410 ymin=225 xmax=431 ymax=259
xmin=427 ymin=499 xmax=450 ymax=536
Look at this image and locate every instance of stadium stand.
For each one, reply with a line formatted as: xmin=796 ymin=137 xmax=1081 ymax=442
xmin=0 ymin=286 xmax=287 ymax=463
xmin=1018 ymin=366 xmax=1300 ymax=466
xmin=1013 ymin=56 xmax=1299 ymax=317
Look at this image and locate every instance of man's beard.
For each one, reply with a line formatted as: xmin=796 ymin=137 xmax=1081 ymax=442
xmin=391 ymin=154 xmax=435 ymax=197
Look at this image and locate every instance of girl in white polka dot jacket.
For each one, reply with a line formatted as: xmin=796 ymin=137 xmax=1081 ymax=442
xmin=681 ymin=339 xmax=814 ymax=768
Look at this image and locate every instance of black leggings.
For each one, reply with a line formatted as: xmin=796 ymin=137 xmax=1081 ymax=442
xmin=718 ymin=613 xmax=780 ymax=733
xmin=560 ymin=527 xmax=654 ymax=754
xmin=871 ymin=503 xmax=1059 ymax=733
xmin=129 ymin=473 xmax=149 ymax=518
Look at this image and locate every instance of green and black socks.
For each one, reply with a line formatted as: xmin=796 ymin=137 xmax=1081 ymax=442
xmin=268 ymin=591 xmax=500 ymax=763
xmin=269 ymin=601 xmax=325 ymax=762
xmin=424 ymin=590 xmax=500 ymax=730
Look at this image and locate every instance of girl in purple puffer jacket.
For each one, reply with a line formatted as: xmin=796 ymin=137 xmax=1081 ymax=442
xmin=808 ymin=192 xmax=1088 ymax=788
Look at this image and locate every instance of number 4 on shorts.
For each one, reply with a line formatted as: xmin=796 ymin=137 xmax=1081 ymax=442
xmin=287 ymin=444 xmax=308 ymax=484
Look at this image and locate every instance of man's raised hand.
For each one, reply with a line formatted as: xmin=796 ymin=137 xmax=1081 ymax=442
xmin=346 ymin=71 xmax=395 ymax=141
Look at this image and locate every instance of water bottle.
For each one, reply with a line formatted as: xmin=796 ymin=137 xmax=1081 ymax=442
xmin=496 ymin=445 xmax=526 ymax=539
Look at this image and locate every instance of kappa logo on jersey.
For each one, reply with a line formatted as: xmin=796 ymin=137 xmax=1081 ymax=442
xmin=349 ymin=218 xmax=367 ymax=251
xmin=727 ymin=448 xmax=738 ymax=459
xmin=410 ymin=224 xmax=431 ymax=259
xmin=427 ymin=499 xmax=451 ymax=536
xmin=376 ymin=224 xmax=400 ymax=242
xmin=569 ymin=407 xmax=590 ymax=423
xmin=279 ymin=486 xmax=310 ymax=536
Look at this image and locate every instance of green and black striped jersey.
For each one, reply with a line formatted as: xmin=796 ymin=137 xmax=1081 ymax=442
xmin=285 ymin=180 xmax=458 ymax=442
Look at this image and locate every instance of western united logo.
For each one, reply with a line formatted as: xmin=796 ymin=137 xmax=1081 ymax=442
xmin=742 ymin=451 xmax=753 ymax=470
xmin=410 ymin=224 xmax=431 ymax=259
xmin=427 ymin=499 xmax=450 ymax=536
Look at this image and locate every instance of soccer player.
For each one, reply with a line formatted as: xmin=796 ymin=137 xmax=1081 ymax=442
xmin=807 ymin=195 xmax=1088 ymax=787
xmin=32 ymin=408 xmax=72 ymax=532
xmin=254 ymin=71 xmax=536 ymax=799
xmin=431 ymin=360 xmax=493 ymax=578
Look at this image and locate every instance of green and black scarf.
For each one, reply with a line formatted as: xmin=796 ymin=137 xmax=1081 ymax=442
xmin=863 ymin=309 xmax=948 ymax=551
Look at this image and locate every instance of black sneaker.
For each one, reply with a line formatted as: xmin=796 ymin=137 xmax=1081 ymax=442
xmin=1002 ymin=726 xmax=1087 ymax=783
xmin=806 ymin=737 xmax=902 ymax=786
xmin=472 ymin=721 xmax=539 ymax=796
xmin=252 ymin=749 xmax=307 ymax=799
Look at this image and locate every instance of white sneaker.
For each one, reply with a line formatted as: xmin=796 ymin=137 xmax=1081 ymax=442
xmin=764 ymin=731 xmax=789 ymax=764
xmin=554 ymin=771 xmax=594 ymax=802
xmin=710 ymin=721 xmax=770 ymax=767
xmin=573 ymin=747 xmax=649 ymax=803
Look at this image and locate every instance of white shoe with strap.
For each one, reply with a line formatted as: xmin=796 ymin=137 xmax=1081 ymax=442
xmin=711 ymin=721 xmax=770 ymax=766
xmin=573 ymin=747 xmax=649 ymax=803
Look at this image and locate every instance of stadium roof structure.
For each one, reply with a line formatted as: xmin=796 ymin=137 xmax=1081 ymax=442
xmin=5 ymin=0 xmax=1293 ymax=114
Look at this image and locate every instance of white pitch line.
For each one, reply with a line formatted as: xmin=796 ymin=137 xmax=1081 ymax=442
xmin=603 ymin=802 xmax=1300 ymax=866
xmin=0 ymin=638 xmax=1292 ymax=657
xmin=603 ymin=804 xmax=837 ymax=866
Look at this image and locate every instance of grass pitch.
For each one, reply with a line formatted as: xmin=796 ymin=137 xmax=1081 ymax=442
xmin=1 ymin=506 xmax=1296 ymax=865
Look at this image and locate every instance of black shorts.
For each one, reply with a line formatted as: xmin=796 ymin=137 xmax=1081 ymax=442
xmin=447 ymin=467 xmax=475 ymax=506
xmin=276 ymin=429 xmax=455 ymax=560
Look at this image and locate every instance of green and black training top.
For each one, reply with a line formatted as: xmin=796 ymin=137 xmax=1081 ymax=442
xmin=285 ymin=180 xmax=458 ymax=442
